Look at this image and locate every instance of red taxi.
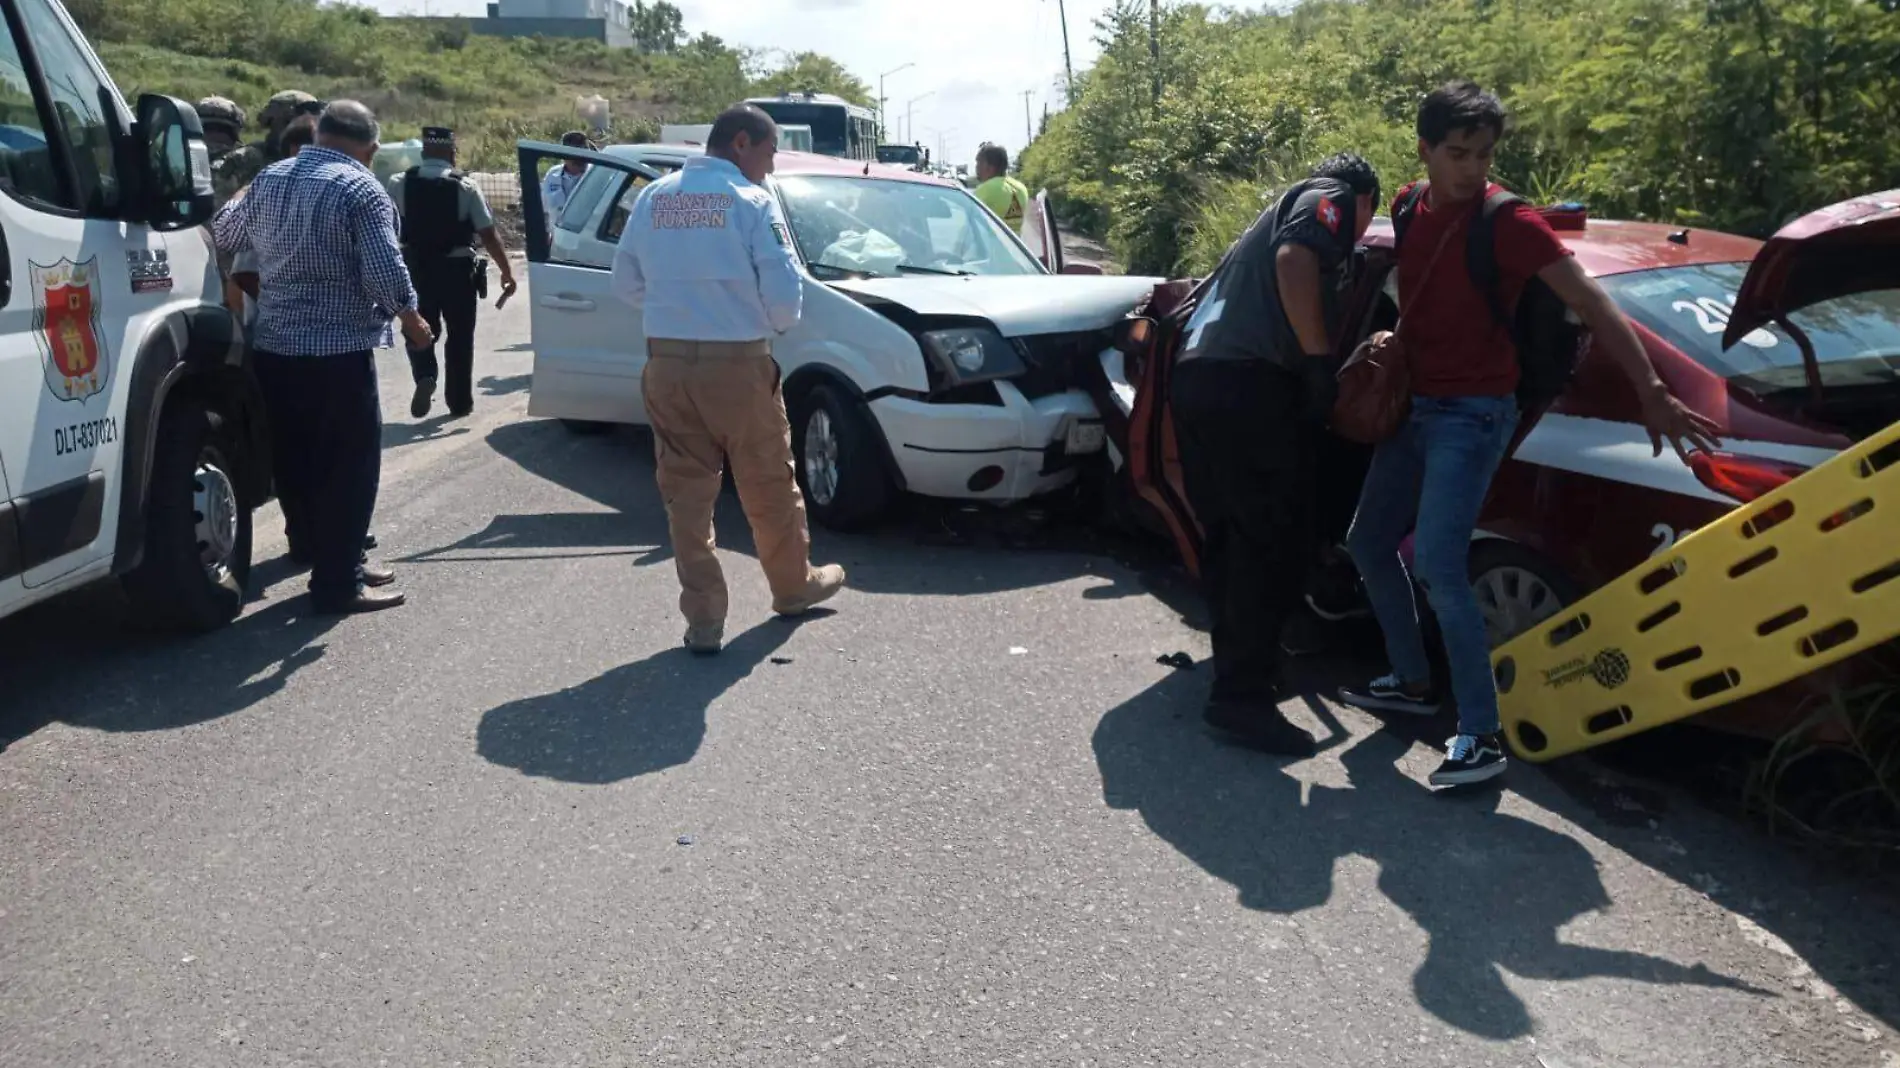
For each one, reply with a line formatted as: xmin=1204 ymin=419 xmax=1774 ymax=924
xmin=1113 ymin=190 xmax=1900 ymax=738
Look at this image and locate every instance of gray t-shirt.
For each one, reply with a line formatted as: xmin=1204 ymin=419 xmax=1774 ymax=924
xmin=1178 ymin=176 xmax=1360 ymax=369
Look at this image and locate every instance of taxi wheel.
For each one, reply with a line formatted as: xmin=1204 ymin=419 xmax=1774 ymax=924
xmin=1469 ymin=541 xmax=1582 ymax=649
xmin=790 ymin=383 xmax=894 ymax=532
xmin=122 ymin=395 xmax=253 ymax=632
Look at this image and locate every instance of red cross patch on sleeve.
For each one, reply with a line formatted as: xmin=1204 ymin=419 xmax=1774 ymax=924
xmin=1317 ymin=197 xmax=1340 ymax=233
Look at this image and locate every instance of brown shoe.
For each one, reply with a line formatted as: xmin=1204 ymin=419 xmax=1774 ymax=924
xmin=773 ymin=564 xmax=846 ymax=617
xmin=684 ymin=622 xmax=724 ymax=656
xmin=360 ymin=562 xmax=396 ymax=587
xmin=312 ymin=587 xmax=406 ymax=615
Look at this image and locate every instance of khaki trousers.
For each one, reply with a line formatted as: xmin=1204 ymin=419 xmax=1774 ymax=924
xmin=642 ymin=338 xmax=815 ymax=625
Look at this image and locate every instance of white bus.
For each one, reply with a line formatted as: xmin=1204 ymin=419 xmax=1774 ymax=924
xmin=744 ymin=91 xmax=877 ymax=161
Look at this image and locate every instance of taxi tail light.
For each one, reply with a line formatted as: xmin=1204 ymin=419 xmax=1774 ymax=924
xmin=1688 ymin=450 xmax=1810 ymax=503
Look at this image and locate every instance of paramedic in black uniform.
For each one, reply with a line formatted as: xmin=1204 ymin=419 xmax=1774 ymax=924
xmin=1169 ymin=153 xmax=1381 ymax=756
xmin=390 ymin=126 xmax=517 ymax=419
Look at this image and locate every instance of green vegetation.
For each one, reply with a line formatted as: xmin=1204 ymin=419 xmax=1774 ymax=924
xmin=69 ymin=0 xmax=872 ymax=172
xmin=1750 ymin=667 xmax=1900 ymax=863
xmin=1020 ymin=0 xmax=1900 ymax=277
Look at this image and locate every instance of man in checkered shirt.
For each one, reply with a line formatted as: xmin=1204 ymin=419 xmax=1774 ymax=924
xmin=213 ymin=100 xmax=435 ymax=616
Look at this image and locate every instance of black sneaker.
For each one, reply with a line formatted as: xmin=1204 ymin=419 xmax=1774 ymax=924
xmin=1429 ymin=733 xmax=1508 ymax=787
xmin=1203 ymin=701 xmax=1317 ymax=758
xmin=1279 ymin=612 xmax=1333 ymax=658
xmin=411 ymin=377 xmax=436 ymax=419
xmin=1304 ymin=561 xmax=1371 ymax=622
xmin=1339 ymin=674 xmax=1441 ymax=715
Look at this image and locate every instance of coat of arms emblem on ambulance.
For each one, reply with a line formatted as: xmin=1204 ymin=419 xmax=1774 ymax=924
xmin=32 ymin=257 xmax=111 ymax=403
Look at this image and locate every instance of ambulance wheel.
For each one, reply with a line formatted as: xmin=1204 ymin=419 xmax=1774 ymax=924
xmin=1469 ymin=541 xmax=1581 ymax=649
xmin=790 ymin=383 xmax=893 ymax=532
xmin=123 ymin=395 xmax=253 ymax=632
xmin=560 ymin=418 xmax=612 ymax=436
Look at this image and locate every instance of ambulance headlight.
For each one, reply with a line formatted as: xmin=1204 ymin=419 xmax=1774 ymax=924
xmin=918 ymin=326 xmax=1024 ymax=386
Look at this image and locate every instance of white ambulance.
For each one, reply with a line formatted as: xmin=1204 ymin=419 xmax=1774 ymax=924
xmin=0 ymin=0 xmax=269 ymax=631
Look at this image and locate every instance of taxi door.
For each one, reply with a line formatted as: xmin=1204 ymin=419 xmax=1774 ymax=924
xmin=517 ymin=141 xmax=663 ymax=427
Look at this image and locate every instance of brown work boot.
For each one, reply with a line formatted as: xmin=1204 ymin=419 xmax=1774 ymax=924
xmin=683 ymin=622 xmax=724 ymax=656
xmin=773 ymin=564 xmax=846 ymax=617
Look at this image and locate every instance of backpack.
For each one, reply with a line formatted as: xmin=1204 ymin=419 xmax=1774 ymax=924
xmin=1390 ymin=181 xmax=1584 ymax=412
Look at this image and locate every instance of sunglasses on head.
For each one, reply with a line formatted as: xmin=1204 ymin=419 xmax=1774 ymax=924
xmin=293 ymin=100 xmax=327 ymax=117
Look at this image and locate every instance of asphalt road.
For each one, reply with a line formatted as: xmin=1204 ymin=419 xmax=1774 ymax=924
xmin=3 ymin=263 xmax=1898 ymax=1067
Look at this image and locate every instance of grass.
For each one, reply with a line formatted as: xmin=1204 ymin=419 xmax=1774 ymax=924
xmin=1747 ymin=655 xmax=1900 ymax=865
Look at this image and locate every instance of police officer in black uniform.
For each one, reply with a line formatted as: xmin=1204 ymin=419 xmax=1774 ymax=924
xmin=1170 ymin=153 xmax=1381 ymax=756
xmin=389 ymin=126 xmax=517 ymax=419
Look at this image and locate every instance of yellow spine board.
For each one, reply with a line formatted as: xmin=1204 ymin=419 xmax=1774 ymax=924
xmin=1494 ymin=421 xmax=1900 ymax=763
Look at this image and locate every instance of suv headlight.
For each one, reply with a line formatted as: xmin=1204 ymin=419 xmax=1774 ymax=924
xmin=918 ymin=327 xmax=1024 ymax=386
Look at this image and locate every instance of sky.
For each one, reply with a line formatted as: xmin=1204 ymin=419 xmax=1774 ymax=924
xmin=368 ymin=0 xmax=1123 ymax=162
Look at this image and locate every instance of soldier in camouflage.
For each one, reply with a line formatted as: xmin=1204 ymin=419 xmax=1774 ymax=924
xmin=195 ymin=96 xmax=247 ymax=206
xmin=213 ymin=89 xmax=320 ymax=203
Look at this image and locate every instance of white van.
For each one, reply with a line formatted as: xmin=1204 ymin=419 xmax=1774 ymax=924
xmin=0 ymin=0 xmax=266 ymax=631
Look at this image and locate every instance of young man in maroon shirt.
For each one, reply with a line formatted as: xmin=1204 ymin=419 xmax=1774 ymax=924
xmin=1338 ymin=82 xmax=1718 ymax=786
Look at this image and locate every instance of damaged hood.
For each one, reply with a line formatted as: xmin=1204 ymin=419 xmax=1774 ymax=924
xmin=829 ymin=274 xmax=1162 ymax=336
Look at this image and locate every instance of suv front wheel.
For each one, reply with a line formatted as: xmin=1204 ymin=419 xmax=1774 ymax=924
xmin=789 ymin=383 xmax=894 ymax=531
xmin=121 ymin=394 xmax=253 ymax=631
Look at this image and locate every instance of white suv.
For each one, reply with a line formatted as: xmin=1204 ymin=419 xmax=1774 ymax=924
xmin=516 ymin=140 xmax=1160 ymax=529
xmin=0 ymin=0 xmax=267 ymax=630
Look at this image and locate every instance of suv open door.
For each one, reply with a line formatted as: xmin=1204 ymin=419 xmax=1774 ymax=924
xmin=515 ymin=140 xmax=664 ymax=428
xmin=1022 ymin=190 xmax=1103 ymax=276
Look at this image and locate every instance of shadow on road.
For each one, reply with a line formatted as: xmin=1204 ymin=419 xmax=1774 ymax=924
xmin=383 ymin=412 xmax=474 ymax=449
xmin=1092 ymin=667 xmax=1767 ymax=1040
xmin=479 ymin=372 xmax=531 ymax=395
xmin=0 ymin=585 xmax=339 ymax=748
xmin=454 ymin=418 xmax=1200 ymax=613
xmin=476 ymin=616 xmax=809 ymax=784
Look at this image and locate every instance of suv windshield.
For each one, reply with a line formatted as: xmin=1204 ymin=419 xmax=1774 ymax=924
xmin=1601 ymin=262 xmax=1900 ymax=394
xmin=774 ymin=174 xmax=1043 ymax=279
xmin=877 ymin=145 xmax=921 ymax=166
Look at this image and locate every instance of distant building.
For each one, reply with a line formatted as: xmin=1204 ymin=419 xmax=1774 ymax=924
xmin=469 ymin=0 xmax=635 ymax=48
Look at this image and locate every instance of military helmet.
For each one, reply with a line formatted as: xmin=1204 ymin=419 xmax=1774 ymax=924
xmin=258 ymin=89 xmax=319 ymax=129
xmin=194 ymin=96 xmax=246 ymax=134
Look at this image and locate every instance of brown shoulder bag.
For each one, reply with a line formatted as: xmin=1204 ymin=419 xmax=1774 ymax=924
xmin=1330 ymin=215 xmax=1460 ymax=444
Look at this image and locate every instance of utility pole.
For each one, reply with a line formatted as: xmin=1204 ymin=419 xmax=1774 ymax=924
xmin=906 ymin=91 xmax=935 ymax=147
xmin=1056 ymin=0 xmax=1075 ymax=103
xmin=879 ymin=62 xmax=914 ymax=144
xmin=1149 ymin=0 xmax=1162 ymax=110
xmin=1021 ymin=89 xmax=1034 ymax=143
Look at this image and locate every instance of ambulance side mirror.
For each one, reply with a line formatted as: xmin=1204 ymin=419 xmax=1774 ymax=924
xmin=135 ymin=93 xmax=214 ymax=232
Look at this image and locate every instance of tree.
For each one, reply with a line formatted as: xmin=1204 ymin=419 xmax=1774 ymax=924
xmin=749 ymin=52 xmax=874 ymax=106
xmin=1024 ymin=0 xmax=1900 ymax=276
xmin=630 ymin=0 xmax=684 ymax=54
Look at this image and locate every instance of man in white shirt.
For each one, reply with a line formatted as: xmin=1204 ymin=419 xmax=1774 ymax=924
xmin=611 ymin=104 xmax=846 ymax=655
xmin=542 ymin=130 xmax=591 ymax=226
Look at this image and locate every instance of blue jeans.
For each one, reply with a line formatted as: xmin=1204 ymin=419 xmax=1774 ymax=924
xmin=1346 ymin=395 xmax=1520 ymax=735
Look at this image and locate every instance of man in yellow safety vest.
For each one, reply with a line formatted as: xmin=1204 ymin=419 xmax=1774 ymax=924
xmin=972 ymin=142 xmax=1030 ymax=235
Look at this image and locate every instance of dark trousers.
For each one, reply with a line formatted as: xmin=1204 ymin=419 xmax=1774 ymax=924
xmin=255 ymin=348 xmax=382 ymax=602
xmin=405 ymin=255 xmax=479 ymax=413
xmin=1171 ymin=357 xmax=1320 ymax=705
